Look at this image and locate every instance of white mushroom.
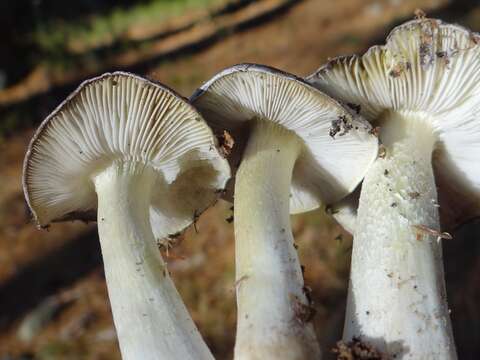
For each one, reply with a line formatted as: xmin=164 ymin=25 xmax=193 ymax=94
xmin=191 ymin=64 xmax=378 ymax=359
xmin=308 ymin=18 xmax=480 ymax=359
xmin=23 ymin=72 xmax=230 ymax=360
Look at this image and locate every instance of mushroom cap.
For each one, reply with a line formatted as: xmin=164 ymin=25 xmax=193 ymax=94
xmin=23 ymin=72 xmax=230 ymax=239
xmin=191 ymin=63 xmax=378 ymax=214
xmin=307 ymin=18 xmax=480 ymax=230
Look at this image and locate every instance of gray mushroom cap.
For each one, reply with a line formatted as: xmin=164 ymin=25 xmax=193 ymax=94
xmin=307 ymin=18 xmax=480 ymax=230
xmin=23 ymin=72 xmax=230 ymax=239
xmin=191 ymin=63 xmax=378 ymax=214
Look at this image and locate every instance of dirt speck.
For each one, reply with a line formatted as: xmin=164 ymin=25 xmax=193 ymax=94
xmin=408 ymin=191 xmax=420 ymax=199
xmin=302 ymin=285 xmax=313 ymax=304
xmin=218 ymin=130 xmax=234 ymax=157
xmin=330 ymin=115 xmax=353 ymax=138
xmin=414 ymin=8 xmax=427 ymax=20
xmin=291 ymin=294 xmax=316 ymax=324
xmin=378 ymin=145 xmax=387 ymax=158
xmin=369 ymin=126 xmax=381 ymax=137
xmin=332 ymin=337 xmax=384 ymax=359
xmin=418 ymin=19 xmax=437 ymax=70
xmin=389 ymin=61 xmax=411 ymax=78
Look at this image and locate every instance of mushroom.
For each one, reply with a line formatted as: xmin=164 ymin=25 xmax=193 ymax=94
xmin=307 ymin=18 xmax=480 ymax=358
xmin=191 ymin=64 xmax=378 ymax=359
xmin=23 ymin=72 xmax=230 ymax=360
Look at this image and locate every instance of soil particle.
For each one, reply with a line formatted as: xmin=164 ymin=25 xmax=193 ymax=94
xmin=408 ymin=191 xmax=420 ymax=199
xmin=218 ymin=130 xmax=234 ymax=157
xmin=291 ymin=294 xmax=316 ymax=324
xmin=332 ymin=337 xmax=385 ymax=359
xmin=330 ymin=115 xmax=353 ymax=138
xmin=414 ymin=8 xmax=427 ymax=19
xmin=418 ymin=18 xmax=437 ymax=70
xmin=302 ymin=285 xmax=313 ymax=304
xmin=378 ymin=145 xmax=387 ymax=158
xmin=329 ymin=119 xmax=343 ymax=138
xmin=369 ymin=126 xmax=380 ymax=137
xmin=436 ymin=51 xmax=451 ymax=67
xmin=388 ymin=61 xmax=411 ymax=78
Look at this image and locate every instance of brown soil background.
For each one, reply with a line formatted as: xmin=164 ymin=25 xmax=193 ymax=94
xmin=1 ymin=0 xmax=479 ymax=359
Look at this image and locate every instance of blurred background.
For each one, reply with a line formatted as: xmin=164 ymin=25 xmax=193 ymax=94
xmin=1 ymin=0 xmax=480 ymax=359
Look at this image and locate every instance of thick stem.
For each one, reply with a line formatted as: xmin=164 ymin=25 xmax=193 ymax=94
xmin=94 ymin=162 xmax=213 ymax=360
xmin=234 ymin=120 xmax=321 ymax=360
xmin=345 ymin=112 xmax=456 ymax=359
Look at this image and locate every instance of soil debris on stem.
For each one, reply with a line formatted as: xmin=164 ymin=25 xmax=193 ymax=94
xmin=332 ymin=337 xmax=384 ymax=360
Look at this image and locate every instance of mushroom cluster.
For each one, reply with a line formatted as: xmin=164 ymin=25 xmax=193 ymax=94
xmin=22 ymin=16 xmax=478 ymax=360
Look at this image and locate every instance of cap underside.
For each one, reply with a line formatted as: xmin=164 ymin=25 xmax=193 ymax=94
xmin=191 ymin=64 xmax=378 ymax=213
xmin=23 ymin=72 xmax=230 ymax=238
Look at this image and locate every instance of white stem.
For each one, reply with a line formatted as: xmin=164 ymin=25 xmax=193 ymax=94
xmin=345 ymin=112 xmax=456 ymax=359
xmin=234 ymin=120 xmax=321 ymax=360
xmin=94 ymin=162 xmax=213 ymax=360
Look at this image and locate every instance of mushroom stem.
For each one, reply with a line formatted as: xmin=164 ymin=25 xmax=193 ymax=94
xmin=94 ymin=162 xmax=213 ymax=360
xmin=234 ymin=120 xmax=320 ymax=359
xmin=345 ymin=112 xmax=456 ymax=359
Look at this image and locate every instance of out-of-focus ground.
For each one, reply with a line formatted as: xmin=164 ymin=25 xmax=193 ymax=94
xmin=1 ymin=0 xmax=480 ymax=359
